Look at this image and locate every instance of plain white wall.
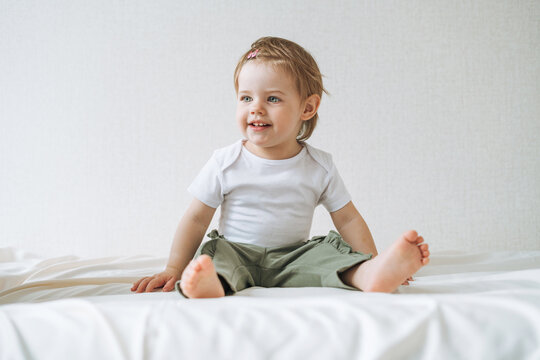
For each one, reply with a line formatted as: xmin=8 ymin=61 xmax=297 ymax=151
xmin=1 ymin=1 xmax=539 ymax=257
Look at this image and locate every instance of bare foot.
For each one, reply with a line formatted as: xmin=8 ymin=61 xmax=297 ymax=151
xmin=180 ymin=255 xmax=225 ymax=298
xmin=343 ymin=230 xmax=430 ymax=293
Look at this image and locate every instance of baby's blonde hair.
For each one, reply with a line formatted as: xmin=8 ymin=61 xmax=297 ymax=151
xmin=234 ymin=37 xmax=327 ymax=142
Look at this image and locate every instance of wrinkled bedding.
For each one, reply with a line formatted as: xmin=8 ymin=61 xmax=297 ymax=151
xmin=1 ymin=248 xmax=539 ymax=360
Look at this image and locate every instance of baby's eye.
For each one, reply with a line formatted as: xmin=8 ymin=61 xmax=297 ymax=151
xmin=240 ymin=95 xmax=252 ymax=102
xmin=268 ymin=96 xmax=280 ymax=103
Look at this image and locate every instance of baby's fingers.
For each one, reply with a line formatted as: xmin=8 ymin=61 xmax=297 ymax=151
xmin=132 ymin=277 xmax=150 ymax=292
xmin=145 ymin=277 xmax=166 ymax=293
xmin=131 ymin=278 xmax=143 ymax=291
xmin=135 ymin=277 xmax=153 ymax=293
xmin=162 ymin=277 xmax=178 ymax=292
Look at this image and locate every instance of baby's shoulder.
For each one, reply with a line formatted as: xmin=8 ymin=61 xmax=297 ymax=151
xmin=304 ymin=143 xmax=335 ymax=172
xmin=211 ymin=140 xmax=243 ymax=171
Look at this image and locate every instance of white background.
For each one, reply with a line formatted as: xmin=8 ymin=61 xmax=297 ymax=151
xmin=1 ymin=1 xmax=539 ymax=257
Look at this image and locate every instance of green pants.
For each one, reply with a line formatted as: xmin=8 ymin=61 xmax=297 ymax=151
xmin=175 ymin=229 xmax=372 ymax=297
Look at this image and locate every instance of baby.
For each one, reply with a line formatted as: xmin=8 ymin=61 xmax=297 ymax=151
xmin=131 ymin=37 xmax=429 ymax=298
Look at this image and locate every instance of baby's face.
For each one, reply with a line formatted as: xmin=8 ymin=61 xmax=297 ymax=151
xmin=236 ymin=61 xmax=307 ymax=160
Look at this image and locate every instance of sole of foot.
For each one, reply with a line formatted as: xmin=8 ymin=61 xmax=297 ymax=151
xmin=180 ymin=254 xmax=225 ymax=299
xmin=358 ymin=230 xmax=430 ymax=293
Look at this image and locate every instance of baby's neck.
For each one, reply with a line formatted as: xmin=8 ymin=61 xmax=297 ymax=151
xmin=243 ymin=140 xmax=303 ymax=160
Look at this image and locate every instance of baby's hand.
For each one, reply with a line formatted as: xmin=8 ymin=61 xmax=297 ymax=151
xmin=131 ymin=269 xmax=180 ymax=293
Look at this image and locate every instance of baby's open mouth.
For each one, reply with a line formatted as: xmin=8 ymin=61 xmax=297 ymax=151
xmin=249 ymin=122 xmax=271 ymax=127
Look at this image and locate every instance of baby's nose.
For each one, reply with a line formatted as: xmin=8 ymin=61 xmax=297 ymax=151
xmin=250 ymin=102 xmax=265 ymax=114
xmin=250 ymin=107 xmax=264 ymax=115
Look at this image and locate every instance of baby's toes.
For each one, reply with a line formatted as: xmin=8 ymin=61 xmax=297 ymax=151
xmin=192 ymin=259 xmax=203 ymax=272
xmin=417 ymin=243 xmax=429 ymax=257
xmin=402 ymin=230 xmax=419 ymax=244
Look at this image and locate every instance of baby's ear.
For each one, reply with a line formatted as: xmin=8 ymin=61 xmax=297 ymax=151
xmin=301 ymin=94 xmax=321 ymax=120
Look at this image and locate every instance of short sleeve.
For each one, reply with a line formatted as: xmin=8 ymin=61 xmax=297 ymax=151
xmin=318 ymin=162 xmax=351 ymax=213
xmin=187 ymin=155 xmax=223 ymax=208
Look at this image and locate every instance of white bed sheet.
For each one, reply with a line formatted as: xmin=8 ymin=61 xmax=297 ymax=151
xmin=1 ymin=248 xmax=539 ymax=360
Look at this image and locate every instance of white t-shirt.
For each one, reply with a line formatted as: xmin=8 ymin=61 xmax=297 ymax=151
xmin=188 ymin=140 xmax=351 ymax=247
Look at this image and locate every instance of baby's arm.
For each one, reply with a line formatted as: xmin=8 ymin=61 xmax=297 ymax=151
xmin=131 ymin=198 xmax=216 ymax=293
xmin=330 ymin=201 xmax=378 ymax=256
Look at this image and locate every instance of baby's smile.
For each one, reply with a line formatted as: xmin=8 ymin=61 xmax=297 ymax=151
xmin=248 ymin=121 xmax=271 ymax=131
